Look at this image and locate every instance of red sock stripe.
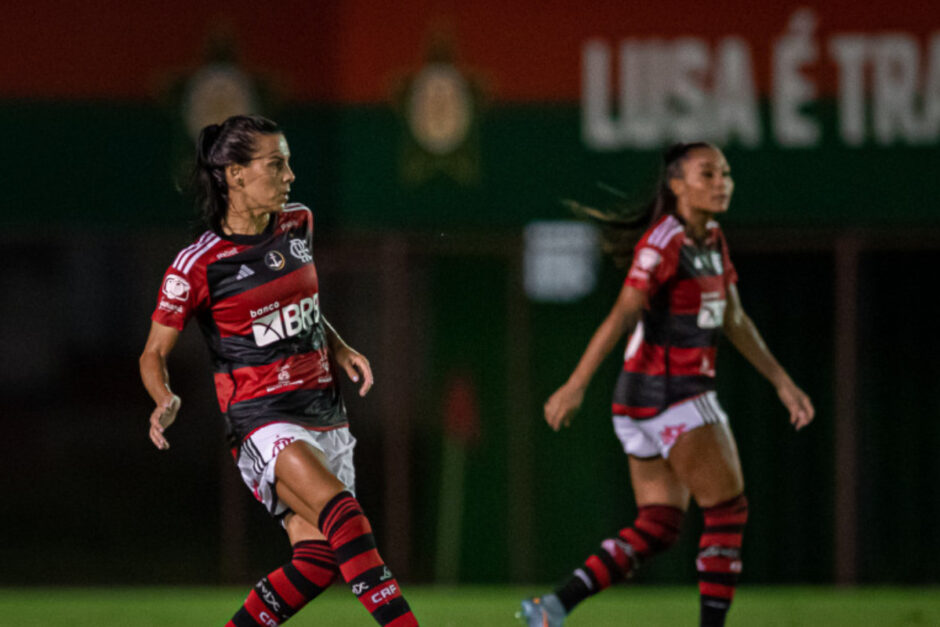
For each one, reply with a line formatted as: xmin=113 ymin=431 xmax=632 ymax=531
xmin=699 ymin=581 xmax=736 ymax=600
xmin=620 ymin=528 xmax=651 ymax=555
xmin=329 ymin=518 xmax=374 ymax=550
xmin=294 ymin=546 xmax=336 ymax=562
xmin=635 ymin=516 xmax=680 ymax=544
xmin=699 ymin=531 xmax=743 ymax=548
xmin=320 ymin=496 xmax=363 ymax=537
xmin=602 ymin=538 xmax=631 ymax=571
xmin=293 ymin=558 xmax=338 ymax=587
xmin=639 ymin=505 xmax=685 ymax=528
xmin=341 ymin=548 xmax=384 ymax=580
xmin=386 ymin=613 xmax=420 ymax=627
xmin=267 ymin=569 xmax=306 ymax=610
xmin=703 ymin=495 xmax=749 ymax=526
xmin=585 ymin=555 xmax=612 ymax=589
xmin=243 ymin=590 xmax=275 ymax=625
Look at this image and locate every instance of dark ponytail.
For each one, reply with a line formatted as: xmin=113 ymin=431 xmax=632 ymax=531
xmin=568 ymin=141 xmax=713 ymax=268
xmin=191 ymin=114 xmax=281 ymax=233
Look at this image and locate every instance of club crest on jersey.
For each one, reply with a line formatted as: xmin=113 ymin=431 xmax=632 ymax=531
xmin=264 ymin=250 xmax=286 ymax=271
xmin=290 ymin=238 xmax=312 ymax=263
xmin=162 ymin=275 xmax=191 ymax=301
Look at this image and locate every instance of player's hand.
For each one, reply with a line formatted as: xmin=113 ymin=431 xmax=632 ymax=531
xmin=149 ymin=394 xmax=181 ymax=450
xmin=335 ymin=346 xmax=374 ymax=397
xmin=544 ymin=382 xmax=585 ymax=431
xmin=777 ymin=382 xmax=814 ymax=431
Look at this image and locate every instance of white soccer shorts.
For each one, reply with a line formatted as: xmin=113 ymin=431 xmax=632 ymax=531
xmin=612 ymin=391 xmax=728 ymax=459
xmin=235 ymin=422 xmax=357 ymax=519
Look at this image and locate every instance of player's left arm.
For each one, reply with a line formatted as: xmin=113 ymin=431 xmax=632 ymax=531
xmin=322 ymin=316 xmax=373 ymax=397
xmin=723 ymin=283 xmax=815 ymax=430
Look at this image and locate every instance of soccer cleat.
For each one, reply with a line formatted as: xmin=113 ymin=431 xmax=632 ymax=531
xmin=517 ymin=594 xmax=566 ymax=627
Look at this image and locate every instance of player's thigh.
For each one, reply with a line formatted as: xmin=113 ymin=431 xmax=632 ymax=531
xmin=275 ymin=441 xmax=346 ymax=521
xmin=629 ymin=455 xmax=690 ymax=509
xmin=667 ymin=422 xmax=744 ymax=508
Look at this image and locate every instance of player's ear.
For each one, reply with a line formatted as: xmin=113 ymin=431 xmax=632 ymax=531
xmin=668 ymin=176 xmax=685 ymax=197
xmin=225 ymin=163 xmax=244 ymax=188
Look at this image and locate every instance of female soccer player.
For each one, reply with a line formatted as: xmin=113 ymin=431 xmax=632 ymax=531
xmin=139 ymin=114 xmax=418 ymax=626
xmin=519 ymin=143 xmax=814 ymax=627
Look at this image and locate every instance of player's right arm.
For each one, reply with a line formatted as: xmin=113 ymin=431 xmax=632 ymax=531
xmin=544 ymin=282 xmax=646 ymax=431
xmin=140 ymin=321 xmax=182 ymax=450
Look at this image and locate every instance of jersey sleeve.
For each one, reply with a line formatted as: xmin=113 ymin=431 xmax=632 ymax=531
xmin=281 ymin=203 xmax=314 ymax=246
xmin=151 ymin=264 xmax=207 ymax=331
xmin=624 ymin=235 xmax=679 ymax=297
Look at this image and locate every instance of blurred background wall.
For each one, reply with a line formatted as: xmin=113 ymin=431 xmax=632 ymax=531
xmin=1 ymin=0 xmax=938 ymax=587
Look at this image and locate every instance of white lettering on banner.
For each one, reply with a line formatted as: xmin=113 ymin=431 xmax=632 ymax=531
xmin=830 ymin=32 xmax=940 ymax=145
xmin=582 ymin=37 xmax=760 ymax=149
xmin=829 ymin=36 xmax=868 ymax=146
xmin=251 ymin=295 xmax=320 ymax=347
xmin=772 ymin=9 xmax=820 ymax=147
xmin=582 ymin=9 xmax=940 ymax=149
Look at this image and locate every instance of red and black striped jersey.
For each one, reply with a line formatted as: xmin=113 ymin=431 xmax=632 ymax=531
xmin=151 ymin=204 xmax=346 ymax=444
xmin=612 ymin=214 xmax=737 ymax=419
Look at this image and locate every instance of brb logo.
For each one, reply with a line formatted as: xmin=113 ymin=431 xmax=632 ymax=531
xmin=162 ymin=275 xmax=191 ymax=301
xmin=250 ymin=294 xmax=320 ymax=347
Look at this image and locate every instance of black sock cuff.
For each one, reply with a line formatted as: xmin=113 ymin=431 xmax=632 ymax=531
xmin=556 ymin=576 xmax=590 ymax=613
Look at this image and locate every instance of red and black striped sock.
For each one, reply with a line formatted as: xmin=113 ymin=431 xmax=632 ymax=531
xmin=319 ymin=491 xmax=417 ymax=626
xmin=227 ymin=539 xmax=338 ymax=626
xmin=555 ymin=505 xmax=684 ymax=612
xmin=697 ymin=494 xmax=748 ymax=627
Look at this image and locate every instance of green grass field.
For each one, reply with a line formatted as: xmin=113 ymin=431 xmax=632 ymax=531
xmin=0 ymin=586 xmax=937 ymax=626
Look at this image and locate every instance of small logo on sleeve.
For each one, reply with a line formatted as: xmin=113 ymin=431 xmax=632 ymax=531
xmin=162 ymin=275 xmax=191 ymax=301
xmin=635 ymin=247 xmax=662 ymax=271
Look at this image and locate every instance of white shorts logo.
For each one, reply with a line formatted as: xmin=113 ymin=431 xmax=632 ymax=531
xmin=290 ymin=238 xmax=312 ymax=263
xmin=251 ymin=294 xmax=320 ymax=347
xmin=162 ymin=275 xmax=191 ymax=301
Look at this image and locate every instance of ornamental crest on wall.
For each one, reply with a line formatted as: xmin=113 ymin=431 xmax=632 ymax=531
xmin=393 ymin=30 xmax=488 ymax=186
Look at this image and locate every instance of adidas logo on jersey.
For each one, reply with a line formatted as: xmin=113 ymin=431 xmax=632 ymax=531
xmin=236 ymin=264 xmax=255 ymax=280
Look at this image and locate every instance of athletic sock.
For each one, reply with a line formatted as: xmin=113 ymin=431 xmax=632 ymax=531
xmin=227 ymin=539 xmax=338 ymax=627
xmin=318 ymin=491 xmax=418 ymax=626
xmin=555 ymin=504 xmax=684 ymax=613
xmin=697 ymin=494 xmax=748 ymax=627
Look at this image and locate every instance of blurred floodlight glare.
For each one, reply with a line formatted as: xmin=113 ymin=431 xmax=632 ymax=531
xmin=523 ymin=220 xmax=600 ymax=303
